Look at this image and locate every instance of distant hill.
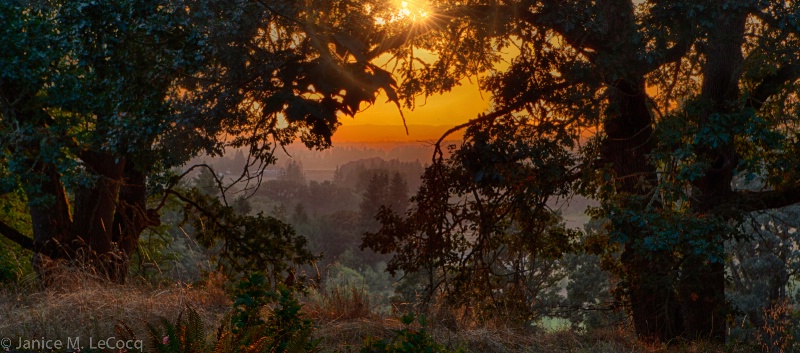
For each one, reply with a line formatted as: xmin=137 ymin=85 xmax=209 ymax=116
xmin=331 ymin=124 xmax=465 ymax=143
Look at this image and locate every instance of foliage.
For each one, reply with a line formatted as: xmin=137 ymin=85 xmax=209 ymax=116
xmin=180 ymin=0 xmax=407 ymax=157
xmin=0 ymin=0 xmax=410 ymax=283
xmin=4 ymin=0 xmax=800 ymax=344
xmin=182 ymin=189 xmax=317 ymax=284
xmin=0 ymin=0 xmax=211 ymax=282
xmin=142 ymin=307 xmax=207 ymax=353
xmin=357 ymin=0 xmax=800 ymax=342
xmin=364 ymin=116 xmax=579 ymax=323
xmin=229 ymin=273 xmax=319 ymax=353
xmin=727 ymin=204 xmax=800 ymax=351
xmin=0 ymin=239 xmax=25 ymax=283
xmin=356 ymin=313 xmax=462 ymax=353
xmin=319 ymin=262 xmax=395 ymax=314
xmin=138 ymin=273 xmax=318 ymax=353
xmin=0 ymin=193 xmax=33 ymax=283
xmin=558 ymin=220 xmax=623 ymax=330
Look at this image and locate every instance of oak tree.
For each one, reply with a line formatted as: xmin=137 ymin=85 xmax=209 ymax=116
xmin=362 ymin=0 xmax=800 ymax=342
xmin=0 ymin=0 xmax=406 ymax=283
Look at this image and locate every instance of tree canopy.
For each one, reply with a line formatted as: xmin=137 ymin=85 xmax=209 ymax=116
xmin=0 ymin=0 xmax=405 ymax=283
xmin=3 ymin=0 xmax=800 ymax=344
xmin=360 ymin=0 xmax=800 ymax=343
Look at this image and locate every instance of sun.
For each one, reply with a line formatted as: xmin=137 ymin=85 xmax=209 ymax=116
xmin=373 ymin=0 xmax=432 ymax=25
xmin=393 ymin=0 xmax=430 ymax=22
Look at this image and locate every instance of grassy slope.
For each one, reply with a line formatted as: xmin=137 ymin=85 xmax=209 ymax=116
xmin=0 ymin=275 xmax=752 ymax=353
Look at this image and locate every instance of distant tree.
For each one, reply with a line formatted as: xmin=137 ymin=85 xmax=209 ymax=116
xmin=280 ymin=161 xmax=306 ymax=184
xmin=387 ymin=172 xmax=409 ymax=213
xmin=305 ymin=180 xmax=361 ymax=215
xmin=334 ymin=158 xmax=424 ymax=193
xmin=194 ymin=167 xmax=221 ymax=198
xmin=291 ymin=203 xmax=309 ymax=225
xmin=232 ymin=149 xmax=247 ymax=172
xmin=231 ymin=196 xmax=253 ymax=216
xmin=311 ymin=210 xmax=362 ymax=265
xmin=359 ymin=172 xmax=390 ymax=231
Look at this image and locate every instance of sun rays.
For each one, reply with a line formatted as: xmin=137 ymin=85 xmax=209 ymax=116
xmin=374 ymin=0 xmax=433 ymax=25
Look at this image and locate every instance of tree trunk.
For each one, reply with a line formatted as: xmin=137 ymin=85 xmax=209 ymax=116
xmin=111 ymin=163 xmax=160 ymax=284
xmin=24 ymin=152 xmax=155 ymax=284
xmin=677 ymin=8 xmax=748 ymax=342
xmin=27 ymin=163 xmax=75 ymax=285
xmin=72 ymin=151 xmax=126 ymax=281
xmin=602 ymin=78 xmax=684 ymax=342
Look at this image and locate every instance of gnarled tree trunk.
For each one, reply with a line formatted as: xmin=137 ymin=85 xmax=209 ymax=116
xmin=25 ymin=155 xmax=156 ymax=285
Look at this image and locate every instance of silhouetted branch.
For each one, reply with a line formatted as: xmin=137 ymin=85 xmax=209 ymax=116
xmin=0 ymin=219 xmax=34 ymax=251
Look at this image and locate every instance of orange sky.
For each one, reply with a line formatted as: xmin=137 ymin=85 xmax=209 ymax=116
xmin=342 ymin=76 xmax=491 ymax=127
xmin=334 ymin=3 xmax=508 ymax=143
xmin=334 ymin=78 xmax=491 ymax=142
xmin=332 ymin=1 xmax=653 ymax=144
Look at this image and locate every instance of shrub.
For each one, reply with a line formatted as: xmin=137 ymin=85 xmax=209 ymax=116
xmin=356 ymin=313 xmax=462 ymax=353
xmin=131 ymin=273 xmax=319 ymax=353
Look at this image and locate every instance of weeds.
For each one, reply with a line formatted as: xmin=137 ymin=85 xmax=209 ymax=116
xmin=0 ymin=273 xmax=760 ymax=353
xmin=355 ymin=313 xmax=462 ymax=353
xmin=142 ymin=272 xmax=319 ymax=353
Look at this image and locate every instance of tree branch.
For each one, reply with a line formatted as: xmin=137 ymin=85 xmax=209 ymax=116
xmin=746 ymin=62 xmax=800 ymax=111
xmin=730 ymin=185 xmax=800 ymax=213
xmin=0 ymin=219 xmax=34 ymax=251
xmin=516 ymin=1 xmax=604 ymax=53
xmin=432 ymin=80 xmax=574 ymax=161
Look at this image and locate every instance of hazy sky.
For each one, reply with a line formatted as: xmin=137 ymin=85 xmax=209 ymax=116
xmin=341 ymin=76 xmax=491 ymax=127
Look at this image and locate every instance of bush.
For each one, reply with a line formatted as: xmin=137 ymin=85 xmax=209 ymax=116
xmin=133 ymin=273 xmax=319 ymax=353
xmin=356 ymin=313 xmax=462 ymax=353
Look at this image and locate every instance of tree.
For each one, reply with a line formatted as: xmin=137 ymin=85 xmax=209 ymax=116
xmin=359 ymin=171 xmax=390 ymax=230
xmin=0 ymin=0 xmax=201 ymax=283
xmin=194 ymin=166 xmax=222 ymax=198
xmin=387 ymin=172 xmax=410 ymax=214
xmin=363 ymin=119 xmax=578 ymax=323
xmin=360 ymin=0 xmax=800 ymax=342
xmin=280 ymin=161 xmax=306 ymax=185
xmin=358 ymin=170 xmax=412 ymax=228
xmin=727 ymin=204 xmax=800 ymax=350
xmin=0 ymin=0 xmax=407 ymax=284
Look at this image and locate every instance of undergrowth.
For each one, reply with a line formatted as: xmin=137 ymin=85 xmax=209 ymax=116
xmin=0 ymin=272 xmax=757 ymax=353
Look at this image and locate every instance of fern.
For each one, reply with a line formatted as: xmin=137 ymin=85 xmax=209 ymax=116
xmin=120 ymin=274 xmax=319 ymax=353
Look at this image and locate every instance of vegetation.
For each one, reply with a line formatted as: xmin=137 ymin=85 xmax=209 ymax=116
xmin=360 ymin=0 xmax=800 ymax=344
xmin=2 ymin=0 xmax=800 ymax=350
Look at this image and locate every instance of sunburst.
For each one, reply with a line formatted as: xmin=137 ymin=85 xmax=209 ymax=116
xmin=389 ymin=0 xmax=431 ymax=23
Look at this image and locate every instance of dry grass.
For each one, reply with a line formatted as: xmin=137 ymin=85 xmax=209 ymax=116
xmin=0 ymin=270 xmax=230 ymax=342
xmin=303 ymin=286 xmax=375 ymax=322
xmin=310 ymin=314 xmax=746 ymax=353
xmin=0 ymin=272 xmax=753 ymax=353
